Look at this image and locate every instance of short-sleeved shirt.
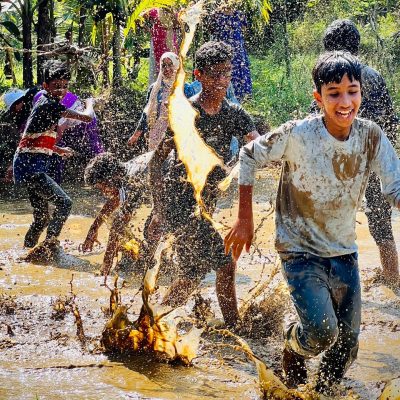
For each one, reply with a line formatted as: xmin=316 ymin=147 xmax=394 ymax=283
xmin=163 ymin=98 xmax=254 ymax=226
xmin=17 ymin=93 xmax=66 ymax=155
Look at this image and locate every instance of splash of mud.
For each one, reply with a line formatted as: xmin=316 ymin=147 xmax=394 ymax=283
xmin=379 ymin=377 xmax=400 ymax=400
xmin=169 ymin=0 xmax=225 ymax=221
xmin=101 ymin=237 xmax=203 ymax=365
xmin=213 ymin=328 xmax=319 ymax=400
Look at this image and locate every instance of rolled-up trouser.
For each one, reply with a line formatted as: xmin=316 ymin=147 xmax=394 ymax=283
xmin=365 ymin=171 xmax=394 ymax=245
xmin=281 ymin=252 xmax=361 ymax=385
xmin=25 ymin=172 xmax=72 ymax=242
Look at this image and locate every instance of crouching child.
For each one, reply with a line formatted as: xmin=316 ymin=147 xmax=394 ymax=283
xmin=224 ymin=51 xmax=400 ymax=394
xmin=82 ymin=152 xmax=152 ymax=275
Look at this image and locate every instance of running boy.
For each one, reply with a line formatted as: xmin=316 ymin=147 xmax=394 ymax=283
xmin=312 ymin=19 xmax=400 ymax=285
xmin=82 ymin=151 xmax=152 ymax=275
xmin=148 ymin=41 xmax=259 ymax=327
xmin=224 ymin=52 xmax=400 ymax=393
xmin=13 ymin=60 xmax=94 ymax=252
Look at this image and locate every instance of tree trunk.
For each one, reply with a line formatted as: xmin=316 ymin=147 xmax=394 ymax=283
xmin=5 ymin=48 xmax=17 ymax=85
xmin=101 ymin=20 xmax=110 ymax=87
xmin=112 ymin=19 xmax=122 ymax=88
xmin=37 ymin=0 xmax=52 ymax=83
xmin=22 ymin=0 xmax=33 ymax=87
xmin=78 ymin=6 xmax=87 ymax=47
xmin=50 ymin=0 xmax=56 ymax=40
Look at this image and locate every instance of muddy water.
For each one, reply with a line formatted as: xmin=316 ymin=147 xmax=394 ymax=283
xmin=0 ymin=179 xmax=399 ymax=400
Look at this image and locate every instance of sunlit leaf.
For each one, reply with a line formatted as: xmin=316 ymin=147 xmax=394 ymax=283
xmin=124 ymin=0 xmax=178 ymax=35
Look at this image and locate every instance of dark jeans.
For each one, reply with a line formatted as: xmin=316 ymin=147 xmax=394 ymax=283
xmin=281 ymin=252 xmax=361 ymax=385
xmin=24 ymin=172 xmax=72 ymax=246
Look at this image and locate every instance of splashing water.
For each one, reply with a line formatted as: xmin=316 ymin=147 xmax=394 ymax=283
xmin=168 ymin=0 xmax=225 ymax=220
xmin=101 ymin=236 xmax=203 ymax=365
xmin=378 ymin=377 xmax=400 ymax=400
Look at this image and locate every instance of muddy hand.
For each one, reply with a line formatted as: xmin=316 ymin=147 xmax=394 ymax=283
xmin=224 ymin=218 xmax=254 ymax=261
xmin=79 ymin=237 xmax=101 ymax=253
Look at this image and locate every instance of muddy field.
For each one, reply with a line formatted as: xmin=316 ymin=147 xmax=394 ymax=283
xmin=0 ymin=175 xmax=399 ymax=400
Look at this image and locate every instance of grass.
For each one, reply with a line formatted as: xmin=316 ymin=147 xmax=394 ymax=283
xmin=245 ymin=53 xmax=316 ymax=128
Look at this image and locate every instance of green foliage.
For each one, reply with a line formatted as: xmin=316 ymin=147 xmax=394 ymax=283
xmin=0 ymin=20 xmax=22 ymax=40
xmin=124 ymin=0 xmax=180 ymax=35
xmin=246 ymin=54 xmax=315 ymax=127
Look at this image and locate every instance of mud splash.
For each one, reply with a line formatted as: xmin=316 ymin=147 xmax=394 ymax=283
xmin=101 ymin=237 xmax=203 ymax=365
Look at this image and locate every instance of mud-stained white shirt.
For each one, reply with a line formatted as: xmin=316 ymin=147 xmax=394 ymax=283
xmin=239 ymin=115 xmax=400 ymax=257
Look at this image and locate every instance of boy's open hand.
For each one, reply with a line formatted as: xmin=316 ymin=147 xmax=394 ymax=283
xmin=224 ymin=218 xmax=254 ymax=261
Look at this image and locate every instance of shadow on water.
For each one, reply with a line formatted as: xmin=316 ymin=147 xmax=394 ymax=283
xmin=49 ymin=250 xmax=98 ymax=272
xmin=105 ymin=350 xmax=257 ymax=399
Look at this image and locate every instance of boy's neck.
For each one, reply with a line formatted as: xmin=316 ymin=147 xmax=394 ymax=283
xmin=198 ymin=91 xmax=225 ymax=115
xmin=322 ymin=117 xmax=353 ymax=142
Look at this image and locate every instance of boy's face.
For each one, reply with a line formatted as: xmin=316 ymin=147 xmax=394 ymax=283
xmin=195 ymin=61 xmax=232 ymax=97
xmin=43 ymin=79 xmax=69 ymax=101
xmin=313 ymin=73 xmax=361 ymax=137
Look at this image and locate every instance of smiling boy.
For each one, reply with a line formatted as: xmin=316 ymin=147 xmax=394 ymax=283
xmin=224 ymin=51 xmax=400 ymax=393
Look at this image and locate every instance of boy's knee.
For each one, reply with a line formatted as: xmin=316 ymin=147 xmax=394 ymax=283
xmin=297 ymin=318 xmax=339 ymax=356
xmin=56 ymin=195 xmax=72 ymax=214
xmin=308 ymin=320 xmax=339 ymax=355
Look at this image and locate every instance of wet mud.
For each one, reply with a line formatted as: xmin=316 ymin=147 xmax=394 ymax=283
xmin=0 ymin=173 xmax=399 ymax=399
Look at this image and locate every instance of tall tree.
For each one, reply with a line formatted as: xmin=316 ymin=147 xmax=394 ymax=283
xmin=37 ymin=0 xmax=53 ymax=83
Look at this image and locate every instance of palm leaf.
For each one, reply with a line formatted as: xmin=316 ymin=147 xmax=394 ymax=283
xmin=0 ymin=20 xmax=21 ymax=40
xmin=124 ymin=0 xmax=178 ymax=35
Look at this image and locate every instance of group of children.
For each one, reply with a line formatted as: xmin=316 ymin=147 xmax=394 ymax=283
xmin=4 ymin=18 xmax=400 ymax=395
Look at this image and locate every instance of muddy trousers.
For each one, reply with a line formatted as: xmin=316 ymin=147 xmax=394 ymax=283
xmin=281 ymin=252 xmax=361 ymax=386
xmin=24 ymin=172 xmax=72 ymax=247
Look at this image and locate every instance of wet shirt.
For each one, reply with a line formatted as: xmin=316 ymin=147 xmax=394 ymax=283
xmin=239 ymin=115 xmax=400 ymax=257
xmin=119 ymin=151 xmax=153 ymax=214
xmin=17 ymin=93 xmax=66 ymax=155
xmin=164 ymin=98 xmax=254 ymax=224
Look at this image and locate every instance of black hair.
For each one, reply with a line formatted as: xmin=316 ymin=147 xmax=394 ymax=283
xmin=251 ymin=113 xmax=270 ymax=135
xmin=195 ymin=41 xmax=233 ymax=71
xmin=312 ymin=51 xmax=362 ymax=94
xmin=84 ymin=152 xmax=126 ymax=187
xmin=43 ymin=59 xmax=71 ymax=84
xmin=323 ymin=19 xmax=360 ymax=55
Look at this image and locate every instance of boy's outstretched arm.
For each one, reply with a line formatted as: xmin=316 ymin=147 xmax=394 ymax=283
xmin=81 ymin=197 xmax=120 ymax=252
xmin=62 ymin=98 xmax=94 ymax=123
xmin=100 ymin=188 xmax=143 ymax=277
xmin=224 ymin=185 xmax=254 ymax=260
xmin=101 ymin=209 xmax=131 ymax=277
xmin=225 ymin=123 xmax=291 ymax=259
